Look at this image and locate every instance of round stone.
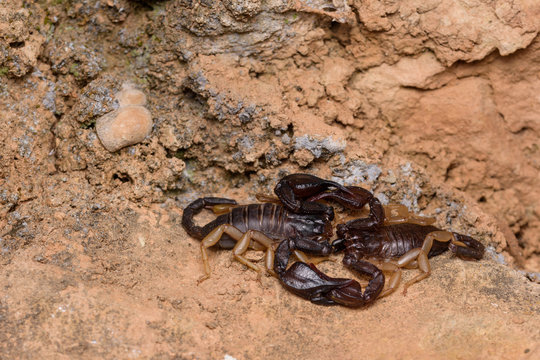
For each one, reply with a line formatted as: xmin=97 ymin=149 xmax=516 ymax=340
xmin=96 ymin=105 xmax=153 ymax=152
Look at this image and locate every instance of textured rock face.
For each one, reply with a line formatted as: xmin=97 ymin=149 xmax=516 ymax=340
xmin=0 ymin=0 xmax=539 ymax=358
xmin=0 ymin=2 xmax=45 ymax=77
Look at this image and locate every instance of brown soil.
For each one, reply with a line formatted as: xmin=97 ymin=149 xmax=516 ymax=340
xmin=1 ymin=1 xmax=539 ymax=359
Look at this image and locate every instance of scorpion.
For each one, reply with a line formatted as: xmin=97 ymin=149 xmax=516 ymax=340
xmin=182 ymin=174 xmax=485 ymax=308
xmin=181 ymin=173 xmax=384 ymax=305
xmin=276 ymin=185 xmax=485 ymax=306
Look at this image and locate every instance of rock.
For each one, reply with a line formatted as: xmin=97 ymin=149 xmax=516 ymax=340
xmin=96 ymin=85 xmax=153 ymax=152
xmin=116 ymin=84 xmax=147 ymax=107
xmin=96 ymin=106 xmax=153 ymax=152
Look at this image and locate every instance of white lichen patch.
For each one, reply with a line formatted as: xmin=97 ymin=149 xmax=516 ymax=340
xmin=294 ymin=135 xmax=346 ymax=158
xmin=332 ymin=160 xmax=382 ymax=187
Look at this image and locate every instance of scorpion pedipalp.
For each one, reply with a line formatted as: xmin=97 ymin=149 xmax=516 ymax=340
xmin=274 ymin=238 xmax=384 ymax=307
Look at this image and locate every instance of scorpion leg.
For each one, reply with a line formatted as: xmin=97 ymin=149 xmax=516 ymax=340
xmin=198 ymin=225 xmax=276 ymax=283
xmin=385 ymin=231 xmax=459 ymax=295
xmin=365 ymin=248 xmax=428 ymax=297
xmin=255 ymin=193 xmax=281 ymax=204
xmin=231 ymin=229 xmax=277 ymax=278
xmin=400 ymin=230 xmax=463 ymax=294
xmin=368 ymin=261 xmax=402 ymax=298
xmin=378 ymin=231 xmax=483 ymax=295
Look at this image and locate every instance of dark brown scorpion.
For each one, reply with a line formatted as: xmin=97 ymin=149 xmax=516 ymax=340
xmin=181 ymin=174 xmax=382 ymax=306
xmin=182 ymin=174 xmax=485 ymax=307
xmin=276 ymin=185 xmax=485 ymax=305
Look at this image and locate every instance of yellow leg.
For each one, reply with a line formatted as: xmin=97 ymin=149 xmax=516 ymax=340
xmin=402 ymin=230 xmax=463 ymax=294
xmin=198 ymin=224 xmax=278 ymax=284
xmin=375 ymin=261 xmax=402 ymax=298
xmin=372 ymin=230 xmax=467 ymax=296
xmin=198 ymin=224 xmax=243 ymax=284
xmin=232 ymin=230 xmax=275 ymax=281
xmin=400 ymin=250 xmax=430 ymax=295
xmin=265 ymin=249 xmax=277 ymax=278
xmin=255 ymin=193 xmax=281 ymax=204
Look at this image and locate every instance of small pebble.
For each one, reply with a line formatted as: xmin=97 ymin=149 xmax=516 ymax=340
xmin=116 ymin=83 xmax=147 ymax=107
xmin=96 ymin=106 xmax=152 ymax=152
xmin=96 ymin=84 xmax=153 ymax=152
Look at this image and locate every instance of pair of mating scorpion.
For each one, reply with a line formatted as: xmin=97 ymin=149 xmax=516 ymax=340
xmin=182 ymin=174 xmax=484 ymax=307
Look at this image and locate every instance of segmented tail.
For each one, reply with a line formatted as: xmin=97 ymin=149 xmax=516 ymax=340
xmin=181 ymin=197 xmax=237 ymax=239
xmin=450 ymin=233 xmax=484 ymax=260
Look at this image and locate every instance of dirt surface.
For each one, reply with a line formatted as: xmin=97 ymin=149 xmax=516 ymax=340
xmin=1 ymin=0 xmax=539 ymax=359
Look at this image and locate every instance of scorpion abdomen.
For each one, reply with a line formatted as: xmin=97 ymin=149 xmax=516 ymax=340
xmin=228 ymin=203 xmax=287 ymax=238
xmin=381 ymin=223 xmax=449 ymax=258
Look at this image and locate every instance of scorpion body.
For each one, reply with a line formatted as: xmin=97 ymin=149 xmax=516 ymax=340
xmin=181 ymin=174 xmax=485 ymax=307
xmin=337 ymin=223 xmax=454 ymax=260
xmin=182 ymin=198 xmax=333 ymax=251
xmin=182 ymin=196 xmax=335 ymax=283
xmin=329 ymin=196 xmax=485 ymax=298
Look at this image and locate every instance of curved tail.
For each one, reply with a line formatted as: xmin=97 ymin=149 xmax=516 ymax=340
xmin=450 ymin=233 xmax=484 ymax=260
xmin=181 ymin=197 xmax=237 ymax=239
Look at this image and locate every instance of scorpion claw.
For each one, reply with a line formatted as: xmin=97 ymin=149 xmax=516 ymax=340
xmin=338 ymin=196 xmax=386 ymax=233
xmin=274 ymin=173 xmax=364 ymax=219
xmin=278 ymin=262 xmax=362 ymax=306
xmin=275 ymin=239 xmax=384 ymax=307
xmin=326 ymin=280 xmax=365 ymax=307
xmin=307 ymin=185 xmax=374 ymax=211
